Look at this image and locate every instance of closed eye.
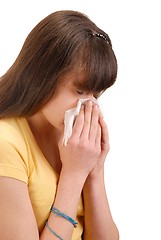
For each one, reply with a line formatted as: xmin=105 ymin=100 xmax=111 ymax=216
xmin=76 ymin=90 xmax=102 ymax=99
xmin=76 ymin=90 xmax=85 ymax=95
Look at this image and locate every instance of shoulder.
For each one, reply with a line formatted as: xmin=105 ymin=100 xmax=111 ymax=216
xmin=0 ymin=117 xmax=29 ymax=169
xmin=0 ymin=118 xmax=30 ymax=183
xmin=0 ymin=118 xmax=26 ymax=148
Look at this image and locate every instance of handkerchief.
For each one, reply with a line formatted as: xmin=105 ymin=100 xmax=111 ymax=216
xmin=62 ymin=98 xmax=98 ymax=146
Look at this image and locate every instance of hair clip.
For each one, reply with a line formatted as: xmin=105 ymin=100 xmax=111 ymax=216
xmin=92 ymin=33 xmax=109 ymax=44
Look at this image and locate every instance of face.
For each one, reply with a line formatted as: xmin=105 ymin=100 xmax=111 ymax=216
xmin=40 ymin=74 xmax=94 ymax=130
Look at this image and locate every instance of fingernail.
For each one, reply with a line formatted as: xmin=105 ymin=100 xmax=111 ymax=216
xmin=94 ymin=104 xmax=98 ymax=110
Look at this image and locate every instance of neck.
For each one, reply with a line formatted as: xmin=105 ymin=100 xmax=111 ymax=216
xmin=26 ymin=112 xmax=62 ymax=174
xmin=26 ymin=112 xmax=61 ymax=144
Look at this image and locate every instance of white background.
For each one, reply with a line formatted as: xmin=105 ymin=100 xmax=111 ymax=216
xmin=0 ymin=1 xmax=161 ymax=239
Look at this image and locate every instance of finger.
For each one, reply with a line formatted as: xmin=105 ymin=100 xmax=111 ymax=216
xmin=89 ymin=104 xmax=99 ymax=141
xmin=81 ymin=100 xmax=92 ymax=139
xmin=95 ymin=124 xmax=101 ymax=147
xmin=72 ymin=104 xmax=84 ymax=138
xmin=99 ymin=117 xmax=109 ymax=150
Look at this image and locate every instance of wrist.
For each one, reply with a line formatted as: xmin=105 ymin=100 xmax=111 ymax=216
xmin=87 ymin=167 xmax=104 ymax=181
xmin=60 ymin=167 xmax=87 ymax=187
xmin=84 ymin=168 xmax=106 ymax=189
xmin=53 ymin=168 xmax=86 ymax=217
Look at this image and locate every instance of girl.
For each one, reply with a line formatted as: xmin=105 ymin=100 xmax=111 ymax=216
xmin=0 ymin=10 xmax=119 ymax=240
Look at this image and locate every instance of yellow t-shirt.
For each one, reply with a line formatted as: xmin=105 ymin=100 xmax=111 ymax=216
xmin=0 ymin=118 xmax=84 ymax=239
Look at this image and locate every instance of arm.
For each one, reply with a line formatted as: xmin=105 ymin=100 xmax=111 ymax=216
xmin=0 ymin=177 xmax=39 ymax=239
xmin=43 ymin=101 xmax=102 ymax=240
xmin=83 ymin=170 xmax=119 ymax=240
xmin=40 ymin=169 xmax=86 ymax=240
xmin=83 ymin=117 xmax=119 ymax=240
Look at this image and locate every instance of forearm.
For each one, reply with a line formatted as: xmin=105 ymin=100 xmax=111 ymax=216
xmin=40 ymin=169 xmax=86 ymax=240
xmin=83 ymin=170 xmax=119 ymax=240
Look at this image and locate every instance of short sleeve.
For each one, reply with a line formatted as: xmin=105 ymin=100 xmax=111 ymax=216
xmin=0 ymin=130 xmax=29 ymax=184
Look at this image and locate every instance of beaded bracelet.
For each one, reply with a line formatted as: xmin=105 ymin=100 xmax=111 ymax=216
xmin=46 ymin=221 xmax=64 ymax=240
xmin=51 ymin=205 xmax=78 ymax=228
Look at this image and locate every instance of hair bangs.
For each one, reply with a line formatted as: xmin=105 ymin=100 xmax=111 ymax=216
xmin=73 ymin=39 xmax=117 ymax=96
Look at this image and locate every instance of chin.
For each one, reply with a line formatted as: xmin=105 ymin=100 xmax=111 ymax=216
xmin=50 ymin=122 xmax=64 ymax=131
xmin=58 ymin=122 xmax=64 ymax=131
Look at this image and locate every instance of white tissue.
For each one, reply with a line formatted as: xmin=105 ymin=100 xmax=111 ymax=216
xmin=62 ymin=98 xmax=98 ymax=146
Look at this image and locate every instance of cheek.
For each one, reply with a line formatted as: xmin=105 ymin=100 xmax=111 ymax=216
xmin=60 ymin=99 xmax=78 ymax=113
xmin=68 ymin=99 xmax=80 ymax=110
xmin=50 ymin=98 xmax=79 ymax=121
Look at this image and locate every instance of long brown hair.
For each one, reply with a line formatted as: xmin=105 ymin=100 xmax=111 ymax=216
xmin=0 ymin=10 xmax=117 ymax=118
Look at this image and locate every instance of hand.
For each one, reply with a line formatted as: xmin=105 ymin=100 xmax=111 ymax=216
xmin=88 ymin=115 xmax=110 ymax=179
xmin=58 ymin=101 xmax=101 ymax=180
